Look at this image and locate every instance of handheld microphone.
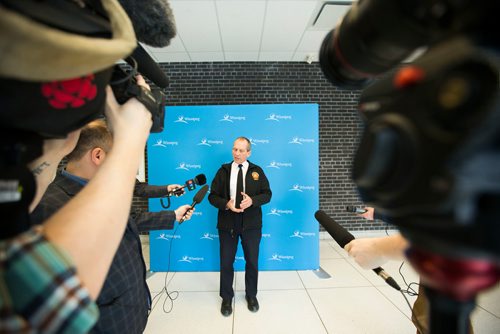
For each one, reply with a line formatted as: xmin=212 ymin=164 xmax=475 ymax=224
xmin=346 ymin=206 xmax=368 ymax=214
xmin=170 ymin=174 xmax=207 ymax=196
xmin=314 ymin=210 xmax=401 ymax=291
xmin=179 ymin=185 xmax=209 ymax=224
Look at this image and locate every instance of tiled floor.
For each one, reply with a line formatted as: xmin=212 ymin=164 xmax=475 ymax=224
xmin=141 ymin=232 xmax=500 ymax=334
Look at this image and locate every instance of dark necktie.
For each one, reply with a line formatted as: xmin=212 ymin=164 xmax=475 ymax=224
xmin=235 ymin=164 xmax=243 ymax=209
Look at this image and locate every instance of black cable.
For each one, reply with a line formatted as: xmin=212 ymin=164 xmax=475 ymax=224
xmin=381 ymin=224 xmax=425 ymax=332
xmin=150 ymin=223 xmax=180 ymax=313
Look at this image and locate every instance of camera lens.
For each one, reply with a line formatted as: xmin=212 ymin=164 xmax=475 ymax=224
xmin=319 ymin=30 xmax=371 ymax=89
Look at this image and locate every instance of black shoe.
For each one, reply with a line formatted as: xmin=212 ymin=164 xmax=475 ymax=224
xmin=245 ymin=296 xmax=259 ymax=312
xmin=221 ymin=299 xmax=232 ymax=317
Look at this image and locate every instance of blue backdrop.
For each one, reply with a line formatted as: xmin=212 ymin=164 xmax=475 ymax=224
xmin=147 ymin=104 xmax=319 ymax=271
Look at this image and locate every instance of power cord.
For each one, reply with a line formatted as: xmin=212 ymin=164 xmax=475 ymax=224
xmin=150 ymin=223 xmax=180 ymax=313
xmin=383 ymin=221 xmax=426 ymax=333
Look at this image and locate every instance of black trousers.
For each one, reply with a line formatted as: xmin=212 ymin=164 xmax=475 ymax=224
xmin=218 ymin=227 xmax=262 ymax=300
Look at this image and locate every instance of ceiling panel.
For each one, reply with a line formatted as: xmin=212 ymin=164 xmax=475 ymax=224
xmin=153 ymin=52 xmax=192 ymax=62
xmin=260 ymin=1 xmax=318 ymax=52
xmin=143 ymin=0 xmax=350 ymax=63
xmin=216 ymin=0 xmax=266 ymax=52
xmin=169 ymin=1 xmax=222 ymax=52
xmin=259 ymin=51 xmax=294 ymax=61
xmin=190 ymin=52 xmax=226 ymax=62
xmin=143 ymin=37 xmax=186 ymax=53
xmin=225 ymin=52 xmax=259 ymax=61
xmin=296 ymin=30 xmax=329 ymax=52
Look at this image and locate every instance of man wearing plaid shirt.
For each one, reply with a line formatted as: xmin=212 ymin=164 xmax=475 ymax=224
xmin=31 ymin=118 xmax=193 ymax=333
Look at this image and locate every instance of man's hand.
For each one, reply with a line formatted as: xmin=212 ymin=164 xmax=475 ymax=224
xmin=174 ymin=204 xmax=194 ymax=222
xmin=358 ymin=207 xmax=374 ymax=220
xmin=226 ymin=199 xmax=244 ymax=213
xmin=344 ymin=238 xmax=386 ymax=270
xmin=239 ymin=192 xmax=253 ymax=210
xmin=168 ymin=184 xmax=185 ymax=196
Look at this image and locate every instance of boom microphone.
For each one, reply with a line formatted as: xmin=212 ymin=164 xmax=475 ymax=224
xmin=117 ymin=0 xmax=177 ymax=48
xmin=179 ymin=185 xmax=209 ymax=224
xmin=314 ymin=210 xmax=401 ymax=291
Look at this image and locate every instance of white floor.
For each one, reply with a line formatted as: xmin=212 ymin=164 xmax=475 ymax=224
xmin=141 ymin=232 xmax=500 ymax=334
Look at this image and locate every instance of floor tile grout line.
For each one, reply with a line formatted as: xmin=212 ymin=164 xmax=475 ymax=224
xmin=297 ymin=269 xmax=330 ymax=334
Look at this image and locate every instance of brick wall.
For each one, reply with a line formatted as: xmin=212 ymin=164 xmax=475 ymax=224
xmin=134 ymin=61 xmax=389 ymax=231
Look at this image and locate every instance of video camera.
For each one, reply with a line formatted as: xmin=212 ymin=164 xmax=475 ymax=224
xmin=319 ymin=1 xmax=499 ymax=332
xmin=110 ymin=54 xmax=166 ymax=133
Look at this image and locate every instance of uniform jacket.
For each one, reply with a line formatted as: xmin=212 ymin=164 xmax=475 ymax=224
xmin=30 ymin=172 xmax=173 ymax=334
xmin=208 ymin=161 xmax=272 ymax=231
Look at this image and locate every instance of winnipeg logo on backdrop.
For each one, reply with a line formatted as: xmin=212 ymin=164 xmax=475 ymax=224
xmin=265 ymin=113 xmax=292 ymax=122
xmin=200 ymin=232 xmax=218 ymax=241
xmin=288 ymin=137 xmax=315 ymax=145
xmin=266 ymin=161 xmax=293 ymax=169
xmin=152 ymin=139 xmax=179 ymax=147
xmin=174 ymin=115 xmax=201 ymax=124
xmin=249 ymin=138 xmax=270 ymax=146
xmin=178 ymin=255 xmax=204 ymax=263
xmin=219 ymin=114 xmax=246 ymax=122
xmin=176 ymin=162 xmax=202 ymax=171
xmin=290 ymin=230 xmax=316 ymax=239
xmin=156 ymin=233 xmax=181 ymax=241
xmin=289 ymin=184 xmax=315 ymax=192
xmin=268 ymin=253 xmax=294 ymax=262
xmin=267 ymin=208 xmax=293 ymax=216
xmin=197 ymin=138 xmax=224 ymax=146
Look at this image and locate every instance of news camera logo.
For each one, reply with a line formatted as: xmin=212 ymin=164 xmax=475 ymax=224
xmin=178 ymin=255 xmax=204 ymax=263
xmin=266 ymin=161 xmax=293 ymax=169
xmin=174 ymin=115 xmax=201 ymax=124
xmin=267 ymin=208 xmax=294 ymax=216
xmin=265 ymin=113 xmax=292 ymax=122
xmin=262 ymin=233 xmax=271 ymax=238
xmin=176 ymin=162 xmax=202 ymax=171
xmin=156 ymin=233 xmax=181 ymax=241
xmin=152 ymin=139 xmax=179 ymax=147
xmin=235 ymin=256 xmax=245 ymax=262
xmin=219 ymin=114 xmax=246 ymax=122
xmin=268 ymin=253 xmax=294 ymax=262
xmin=200 ymin=232 xmax=218 ymax=241
xmin=197 ymin=138 xmax=224 ymax=147
xmin=289 ymin=184 xmax=315 ymax=192
xmin=288 ymin=137 xmax=315 ymax=145
xmin=249 ymin=138 xmax=270 ymax=146
xmin=290 ymin=230 xmax=316 ymax=239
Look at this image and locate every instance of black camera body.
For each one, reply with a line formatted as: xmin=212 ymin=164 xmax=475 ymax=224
xmin=351 ymin=37 xmax=499 ymax=259
xmin=110 ymin=65 xmax=166 ymax=133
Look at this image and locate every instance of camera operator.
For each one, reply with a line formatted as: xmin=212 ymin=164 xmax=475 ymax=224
xmin=0 ymin=1 xmax=153 ymax=332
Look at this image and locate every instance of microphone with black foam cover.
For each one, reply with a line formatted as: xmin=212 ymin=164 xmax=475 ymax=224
xmin=179 ymin=185 xmax=209 ymax=224
xmin=117 ymin=0 xmax=177 ymax=48
xmin=314 ymin=210 xmax=401 ymax=291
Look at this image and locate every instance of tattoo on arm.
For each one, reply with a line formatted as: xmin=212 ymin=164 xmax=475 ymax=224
xmin=31 ymin=161 xmax=50 ymax=176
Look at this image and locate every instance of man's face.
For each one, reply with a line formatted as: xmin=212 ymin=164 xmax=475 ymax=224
xmin=232 ymin=139 xmax=251 ymax=164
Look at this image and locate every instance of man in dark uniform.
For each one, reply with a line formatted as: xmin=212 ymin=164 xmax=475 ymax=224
xmin=208 ymin=136 xmax=272 ymax=317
